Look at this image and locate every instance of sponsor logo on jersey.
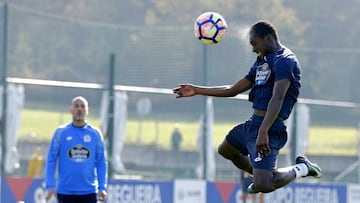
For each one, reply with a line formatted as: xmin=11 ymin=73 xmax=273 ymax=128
xmin=255 ymin=62 xmax=271 ymax=85
xmin=68 ymin=144 xmax=90 ymax=162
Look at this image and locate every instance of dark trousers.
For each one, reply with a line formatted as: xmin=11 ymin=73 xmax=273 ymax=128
xmin=57 ymin=193 xmax=97 ymax=203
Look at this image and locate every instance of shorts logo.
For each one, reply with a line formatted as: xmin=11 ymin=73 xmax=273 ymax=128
xmin=254 ymin=153 xmax=263 ymax=162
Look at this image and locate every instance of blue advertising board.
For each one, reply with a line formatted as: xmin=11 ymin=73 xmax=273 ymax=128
xmin=264 ymin=182 xmax=347 ymax=203
xmin=0 ymin=177 xmax=350 ymax=203
xmin=107 ymin=179 xmax=173 ymax=203
xmin=1 ymin=177 xmax=173 ymax=203
xmin=1 ymin=177 xmax=46 ymax=203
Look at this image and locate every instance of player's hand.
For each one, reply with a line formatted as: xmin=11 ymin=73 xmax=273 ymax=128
xmin=256 ymin=131 xmax=271 ymax=157
xmin=98 ymin=190 xmax=107 ymax=202
xmin=173 ymin=84 xmax=196 ymax=98
xmin=45 ymin=189 xmax=56 ymax=201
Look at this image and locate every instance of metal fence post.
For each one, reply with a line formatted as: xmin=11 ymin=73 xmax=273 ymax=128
xmin=1 ymin=2 xmax=9 ymax=176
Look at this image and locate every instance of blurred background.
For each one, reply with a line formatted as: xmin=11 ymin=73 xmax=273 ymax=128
xmin=0 ymin=0 xmax=360 ymax=185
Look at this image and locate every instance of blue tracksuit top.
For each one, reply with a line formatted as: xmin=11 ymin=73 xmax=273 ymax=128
xmin=245 ymin=46 xmax=301 ymax=120
xmin=45 ymin=122 xmax=108 ymax=194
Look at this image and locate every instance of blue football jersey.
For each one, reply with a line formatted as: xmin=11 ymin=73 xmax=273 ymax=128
xmin=245 ymin=46 xmax=301 ymax=120
xmin=46 ymin=122 xmax=108 ymax=194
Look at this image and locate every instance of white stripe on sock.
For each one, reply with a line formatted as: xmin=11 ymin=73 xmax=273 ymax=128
xmin=293 ymin=163 xmax=308 ymax=178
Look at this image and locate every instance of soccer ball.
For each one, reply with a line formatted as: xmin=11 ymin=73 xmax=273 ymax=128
xmin=194 ymin=12 xmax=228 ymax=45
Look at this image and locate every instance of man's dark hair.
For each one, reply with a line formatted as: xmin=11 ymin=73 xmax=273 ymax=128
xmin=250 ymin=21 xmax=279 ymax=41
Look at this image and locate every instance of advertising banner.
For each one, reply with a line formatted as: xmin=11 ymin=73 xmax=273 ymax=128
xmin=207 ymin=181 xmax=241 ymax=203
xmin=1 ymin=177 xmax=46 ymax=203
xmin=107 ymin=179 xmax=173 ymax=203
xmin=0 ymin=177 xmax=352 ymax=203
xmin=1 ymin=178 xmax=173 ymax=203
xmin=347 ymin=184 xmax=360 ymax=203
xmin=173 ymin=179 xmax=206 ymax=203
xmin=264 ymin=182 xmax=347 ymax=203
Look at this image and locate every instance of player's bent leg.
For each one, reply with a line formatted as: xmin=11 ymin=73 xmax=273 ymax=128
xmin=218 ymin=139 xmax=253 ymax=174
xmin=248 ymin=167 xmax=297 ymax=194
xmin=270 ymin=167 xmax=297 ymax=189
xmin=249 ymin=169 xmax=275 ymax=193
xmin=248 ymin=157 xmax=321 ymax=194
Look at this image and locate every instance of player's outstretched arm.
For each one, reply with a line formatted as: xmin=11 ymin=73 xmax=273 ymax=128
xmin=173 ymin=78 xmax=252 ymax=98
xmin=173 ymin=84 xmax=196 ymax=98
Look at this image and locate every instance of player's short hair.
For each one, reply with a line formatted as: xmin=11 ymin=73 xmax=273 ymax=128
xmin=71 ymin=96 xmax=88 ymax=107
xmin=250 ymin=21 xmax=279 ymax=41
xmin=71 ymin=96 xmax=89 ymax=115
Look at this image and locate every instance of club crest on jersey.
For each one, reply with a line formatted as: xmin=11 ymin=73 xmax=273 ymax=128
xmin=84 ymin=135 xmax=91 ymax=142
xmin=255 ymin=63 xmax=271 ymax=85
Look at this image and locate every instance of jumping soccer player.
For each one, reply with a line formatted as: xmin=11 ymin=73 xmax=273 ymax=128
xmin=173 ymin=20 xmax=322 ymax=193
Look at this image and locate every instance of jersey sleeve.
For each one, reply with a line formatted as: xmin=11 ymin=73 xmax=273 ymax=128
xmin=245 ymin=62 xmax=258 ymax=82
xmin=273 ymin=56 xmax=297 ymax=81
xmin=45 ymin=129 xmax=62 ymax=189
xmin=95 ymin=130 xmax=108 ymax=191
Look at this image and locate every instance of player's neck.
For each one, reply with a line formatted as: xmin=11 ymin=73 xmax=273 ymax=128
xmin=72 ymin=120 xmax=86 ymax=127
xmin=271 ymin=41 xmax=281 ymax=52
xmin=262 ymin=41 xmax=281 ymax=57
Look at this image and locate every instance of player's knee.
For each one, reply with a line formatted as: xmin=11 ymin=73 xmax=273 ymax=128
xmin=253 ymin=179 xmax=275 ymax=193
xmin=217 ymin=140 xmax=236 ymax=159
xmin=253 ymin=183 xmax=275 ymax=193
xmin=217 ymin=144 xmax=227 ymax=157
xmin=217 ymin=144 xmax=232 ymax=159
